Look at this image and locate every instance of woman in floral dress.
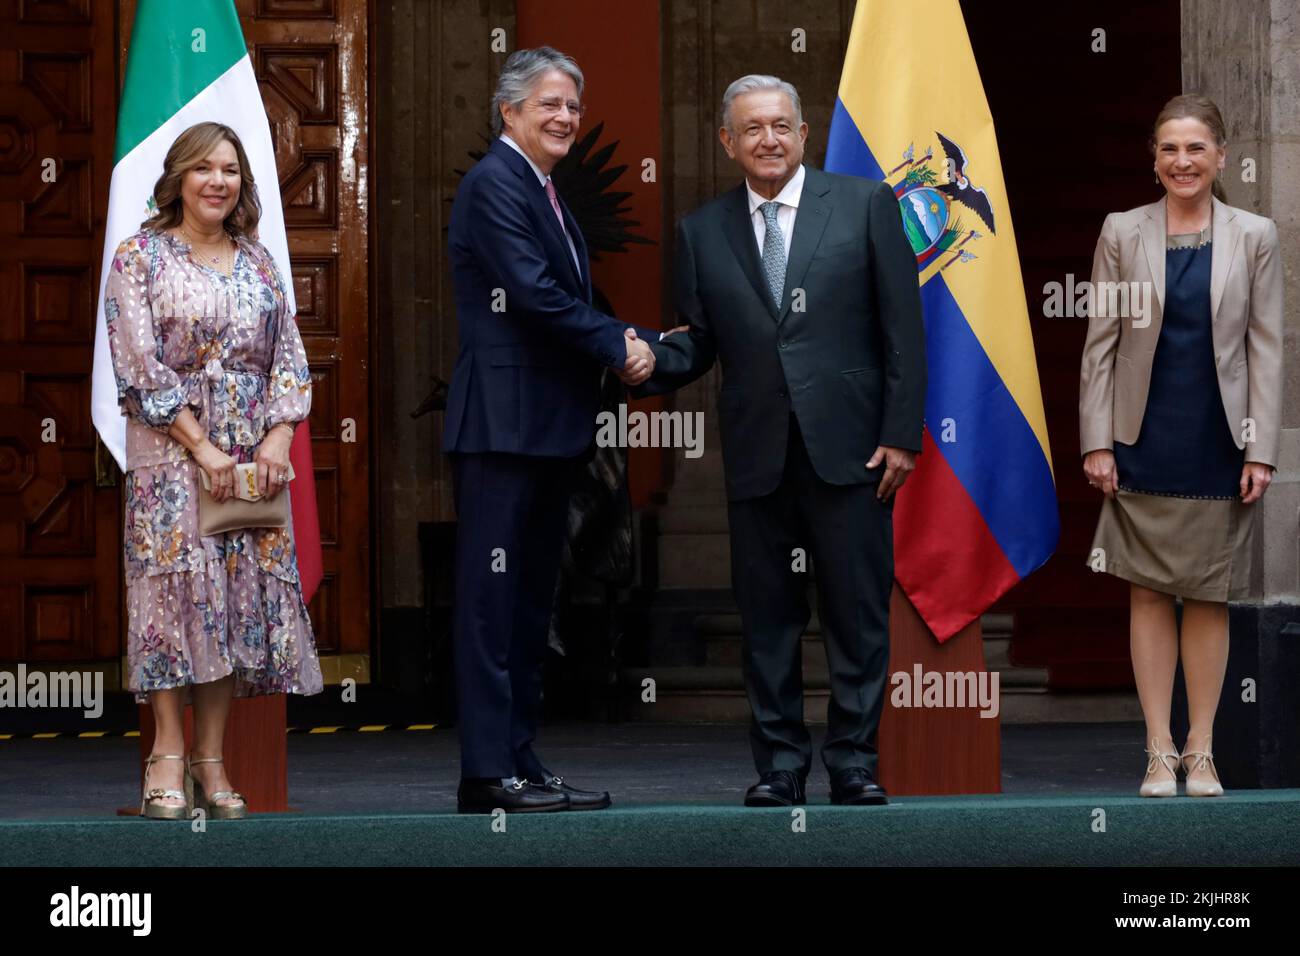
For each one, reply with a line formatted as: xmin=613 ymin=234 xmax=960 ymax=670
xmin=106 ymin=121 xmax=322 ymax=820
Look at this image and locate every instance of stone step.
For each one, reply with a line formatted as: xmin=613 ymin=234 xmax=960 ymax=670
xmin=622 ymin=666 xmax=829 ymax=723
xmin=696 ymin=634 xmax=1046 ymax=689
xmin=655 ymin=532 xmax=732 ymax=589
xmin=694 ymin=611 xmax=1015 ymax=641
xmin=698 ymin=611 xmax=819 ymax=669
xmin=625 ymin=665 xmax=831 ymax=693
xmin=997 ymin=690 xmax=1144 ymax=724
xmin=694 ymin=612 xmax=1049 ymax=688
xmin=982 ymin=634 xmax=1014 ymax=670
xmin=981 ymin=636 xmax=1051 ymax=688
xmin=632 ymin=595 xmax=1083 ymax=721
xmin=619 ymin=666 xmax=1135 ymax=725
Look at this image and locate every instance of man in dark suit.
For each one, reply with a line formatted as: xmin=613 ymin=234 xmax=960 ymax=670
xmin=637 ymin=75 xmax=927 ymax=806
xmin=443 ymin=46 xmax=657 ymax=813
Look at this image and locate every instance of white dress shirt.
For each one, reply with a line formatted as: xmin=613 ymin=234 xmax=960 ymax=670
xmin=499 ymin=134 xmax=582 ymax=274
xmin=745 ymin=163 xmax=805 ymax=259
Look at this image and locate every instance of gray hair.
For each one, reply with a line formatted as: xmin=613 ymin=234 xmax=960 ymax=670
xmin=722 ymin=74 xmax=803 ymax=132
xmin=491 ymin=46 xmax=585 ymax=137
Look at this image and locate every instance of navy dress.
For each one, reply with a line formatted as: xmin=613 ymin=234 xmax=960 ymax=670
xmin=1113 ymin=228 xmax=1243 ymax=498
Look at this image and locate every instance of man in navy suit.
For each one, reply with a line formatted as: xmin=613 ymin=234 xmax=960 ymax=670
xmin=443 ymin=46 xmax=656 ymax=813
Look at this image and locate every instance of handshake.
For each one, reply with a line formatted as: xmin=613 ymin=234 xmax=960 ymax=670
xmin=616 ymin=325 xmax=688 ymax=386
xmin=617 ymin=327 xmax=655 ymax=386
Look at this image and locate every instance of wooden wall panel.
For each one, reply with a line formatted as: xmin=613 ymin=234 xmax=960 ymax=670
xmin=0 ymin=0 xmax=120 ymax=665
xmin=238 ymin=0 xmax=370 ymax=663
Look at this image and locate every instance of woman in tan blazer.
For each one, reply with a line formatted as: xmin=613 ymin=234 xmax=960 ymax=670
xmin=1079 ymin=94 xmax=1282 ymax=798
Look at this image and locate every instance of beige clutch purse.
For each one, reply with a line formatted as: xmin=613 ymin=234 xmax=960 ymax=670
xmin=198 ymin=462 xmax=295 ymax=535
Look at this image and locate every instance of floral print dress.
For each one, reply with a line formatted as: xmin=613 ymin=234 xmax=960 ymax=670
xmin=106 ymin=228 xmax=323 ymax=701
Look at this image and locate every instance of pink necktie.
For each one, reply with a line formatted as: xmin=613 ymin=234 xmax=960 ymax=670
xmin=544 ymin=178 xmax=568 ymax=235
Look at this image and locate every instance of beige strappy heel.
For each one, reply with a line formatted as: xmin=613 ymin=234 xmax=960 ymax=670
xmin=188 ymin=755 xmax=248 ymax=819
xmin=1139 ymin=737 xmax=1180 ymax=797
xmin=141 ymin=753 xmax=192 ymax=820
xmin=1182 ymin=736 xmax=1225 ymax=797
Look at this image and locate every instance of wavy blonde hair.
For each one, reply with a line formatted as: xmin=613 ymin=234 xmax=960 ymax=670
xmin=142 ymin=122 xmax=262 ymax=237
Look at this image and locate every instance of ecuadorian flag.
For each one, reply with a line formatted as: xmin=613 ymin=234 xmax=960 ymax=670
xmin=826 ymin=0 xmax=1059 ymax=640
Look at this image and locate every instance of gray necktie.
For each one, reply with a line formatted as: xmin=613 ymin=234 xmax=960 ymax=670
xmin=759 ymin=201 xmax=786 ymax=309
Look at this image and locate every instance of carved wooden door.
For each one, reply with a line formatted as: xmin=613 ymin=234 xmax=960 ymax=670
xmin=235 ymin=0 xmax=371 ymax=669
xmin=0 ymin=0 xmax=121 ymax=667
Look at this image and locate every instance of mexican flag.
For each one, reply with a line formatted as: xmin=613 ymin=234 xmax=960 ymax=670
xmin=90 ymin=0 xmax=323 ymax=602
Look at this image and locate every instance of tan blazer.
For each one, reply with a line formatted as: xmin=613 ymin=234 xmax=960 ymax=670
xmin=1079 ymin=195 xmax=1284 ymax=467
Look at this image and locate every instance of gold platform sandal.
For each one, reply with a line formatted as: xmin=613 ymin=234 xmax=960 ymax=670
xmin=1182 ymin=736 xmax=1225 ymax=797
xmin=188 ymin=755 xmax=248 ymax=820
xmin=1139 ymin=737 xmax=1180 ymax=797
xmin=140 ymin=753 xmax=192 ymax=820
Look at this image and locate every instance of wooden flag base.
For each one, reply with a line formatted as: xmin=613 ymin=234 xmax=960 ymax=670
xmin=878 ymin=584 xmax=1002 ymax=795
xmin=120 ymin=694 xmax=288 ymax=815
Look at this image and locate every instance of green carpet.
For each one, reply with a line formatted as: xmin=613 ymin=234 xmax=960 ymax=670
xmin=5 ymin=791 xmax=1299 ymax=866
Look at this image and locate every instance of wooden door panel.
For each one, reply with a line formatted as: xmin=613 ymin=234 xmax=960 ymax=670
xmin=237 ymin=0 xmax=370 ymax=663
xmin=0 ymin=0 xmax=119 ymax=665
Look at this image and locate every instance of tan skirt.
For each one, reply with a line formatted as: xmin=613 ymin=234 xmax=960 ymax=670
xmin=1088 ymin=489 xmax=1257 ymax=601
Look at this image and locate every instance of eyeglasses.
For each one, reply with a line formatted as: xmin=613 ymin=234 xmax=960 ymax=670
xmin=533 ymin=96 xmax=586 ymax=118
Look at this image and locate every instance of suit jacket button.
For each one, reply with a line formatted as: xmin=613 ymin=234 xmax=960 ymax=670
xmin=777 ymin=388 xmax=787 ymax=398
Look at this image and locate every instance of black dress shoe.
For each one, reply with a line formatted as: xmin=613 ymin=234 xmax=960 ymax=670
xmin=829 ymin=767 xmax=888 ymax=805
xmin=457 ymin=776 xmax=570 ymax=813
xmin=744 ymin=770 xmax=807 ymax=807
xmin=529 ymin=773 xmax=612 ymax=811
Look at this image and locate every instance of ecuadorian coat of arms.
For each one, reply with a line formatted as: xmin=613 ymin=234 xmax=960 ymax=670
xmin=887 ymin=132 xmax=997 ymax=281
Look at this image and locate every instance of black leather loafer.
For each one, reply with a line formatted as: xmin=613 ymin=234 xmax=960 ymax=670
xmin=744 ymin=769 xmax=807 ymax=807
xmin=457 ymin=776 xmax=570 ymax=813
xmin=829 ymin=767 xmax=888 ymax=805
xmin=530 ymin=774 xmax=612 ymax=811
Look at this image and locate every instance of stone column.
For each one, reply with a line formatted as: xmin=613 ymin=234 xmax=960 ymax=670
xmin=1180 ymin=0 xmax=1300 ymax=786
xmin=657 ymin=0 xmax=730 ymax=589
xmin=375 ymin=0 xmax=515 ymax=616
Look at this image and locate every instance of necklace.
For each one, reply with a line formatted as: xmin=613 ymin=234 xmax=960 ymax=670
xmin=179 ymin=224 xmax=234 ymax=274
